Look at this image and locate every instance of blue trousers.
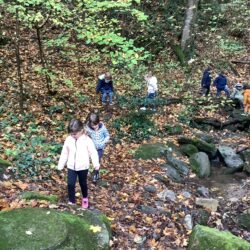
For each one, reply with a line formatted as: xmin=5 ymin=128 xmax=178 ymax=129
xmin=216 ymin=86 xmax=230 ymax=97
xmin=102 ymin=90 xmax=113 ymax=104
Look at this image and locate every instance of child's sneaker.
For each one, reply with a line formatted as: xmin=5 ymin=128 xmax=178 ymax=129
xmin=93 ymin=170 xmax=99 ymax=183
xmin=82 ymin=198 xmax=89 ymax=209
xmin=68 ymin=201 xmax=75 ymax=206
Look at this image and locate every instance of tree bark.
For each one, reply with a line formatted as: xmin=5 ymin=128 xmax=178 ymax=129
xmin=15 ymin=9 xmax=24 ymax=114
xmin=181 ymin=0 xmax=200 ymax=59
xmin=36 ymin=27 xmax=51 ymax=93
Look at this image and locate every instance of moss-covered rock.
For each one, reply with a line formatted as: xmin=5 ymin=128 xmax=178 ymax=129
xmin=134 ymin=143 xmax=166 ymax=160
xmin=180 ymin=144 xmax=199 ymax=157
xmin=0 ymin=208 xmax=110 ymax=250
xmin=21 ymin=191 xmax=58 ymax=203
xmin=189 ymin=152 xmax=211 ymax=178
xmin=188 ymin=225 xmax=250 ymax=250
xmin=237 ymin=213 xmax=250 ymax=231
xmin=178 ymin=136 xmax=217 ymax=158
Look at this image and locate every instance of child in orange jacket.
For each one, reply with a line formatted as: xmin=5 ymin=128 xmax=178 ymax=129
xmin=243 ymin=87 xmax=250 ymax=113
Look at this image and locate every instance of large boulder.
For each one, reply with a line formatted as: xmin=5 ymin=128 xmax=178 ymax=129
xmin=188 ymin=225 xmax=250 ymax=250
xmin=178 ymin=136 xmax=217 ymax=159
xmin=180 ymin=144 xmax=199 ymax=157
xmin=134 ymin=143 xmax=166 ymax=160
xmin=0 ymin=208 xmax=110 ymax=250
xmin=189 ymin=152 xmax=211 ymax=178
xmin=218 ymin=146 xmax=244 ymax=172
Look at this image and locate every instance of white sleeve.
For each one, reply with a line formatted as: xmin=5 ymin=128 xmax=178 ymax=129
xmin=57 ymin=138 xmax=69 ymax=170
xmin=98 ymin=74 xmax=105 ymax=80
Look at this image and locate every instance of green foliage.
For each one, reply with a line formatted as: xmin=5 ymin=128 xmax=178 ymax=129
xmin=112 ymin=111 xmax=158 ymax=142
xmin=0 ymin=113 xmax=64 ymax=178
xmin=219 ymin=38 xmax=246 ymax=53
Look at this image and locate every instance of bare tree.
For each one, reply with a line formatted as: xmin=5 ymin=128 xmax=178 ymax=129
xmin=181 ymin=0 xmax=200 ymax=58
xmin=15 ymin=9 xmax=24 ymax=114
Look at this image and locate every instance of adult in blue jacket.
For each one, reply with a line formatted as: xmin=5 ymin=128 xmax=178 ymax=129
xmin=201 ymin=67 xmax=212 ymax=96
xmin=96 ymin=72 xmax=114 ymax=105
xmin=213 ymin=72 xmax=230 ymax=97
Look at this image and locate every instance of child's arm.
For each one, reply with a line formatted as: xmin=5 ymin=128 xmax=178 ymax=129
xmin=87 ymin=138 xmax=100 ymax=170
xmin=102 ymin=126 xmax=110 ymax=144
xmin=57 ymin=139 xmax=69 ymax=170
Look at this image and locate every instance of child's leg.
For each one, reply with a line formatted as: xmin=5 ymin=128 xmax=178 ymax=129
xmin=224 ymin=86 xmax=230 ymax=98
xmin=67 ymin=169 xmax=78 ymax=203
xmin=97 ymin=149 xmax=103 ymax=161
xmin=216 ymin=89 xmax=221 ymax=97
xmin=78 ymin=169 xmax=89 ymax=198
xmin=108 ymin=92 xmax=113 ymax=105
xmin=102 ymin=91 xmax=107 ymax=104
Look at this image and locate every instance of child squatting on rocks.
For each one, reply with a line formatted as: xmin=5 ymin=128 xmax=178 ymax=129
xmin=85 ymin=113 xmax=110 ymax=183
xmin=57 ymin=118 xmax=100 ymax=208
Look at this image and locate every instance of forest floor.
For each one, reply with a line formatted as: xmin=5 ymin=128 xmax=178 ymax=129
xmin=0 ymin=87 xmax=249 ymax=249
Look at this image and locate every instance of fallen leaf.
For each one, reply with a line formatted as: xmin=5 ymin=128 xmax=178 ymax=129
xmin=89 ymin=225 xmax=102 ymax=233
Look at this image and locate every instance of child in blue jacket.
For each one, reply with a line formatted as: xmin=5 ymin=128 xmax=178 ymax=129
xmin=213 ymin=71 xmax=230 ymax=97
xmin=85 ymin=113 xmax=110 ymax=182
xmin=201 ymin=67 xmax=212 ymax=96
xmin=96 ymin=72 xmax=114 ymax=105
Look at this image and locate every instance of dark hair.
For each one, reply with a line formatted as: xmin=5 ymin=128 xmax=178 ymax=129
xmin=88 ymin=113 xmax=100 ymax=126
xmin=68 ymin=119 xmax=83 ymax=133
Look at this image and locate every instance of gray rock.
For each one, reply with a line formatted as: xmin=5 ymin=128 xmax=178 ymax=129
xmin=197 ymin=186 xmax=209 ymax=197
xmin=184 ymin=214 xmax=193 ymax=230
xmin=195 ymin=198 xmax=219 ymax=212
xmin=166 ymin=155 xmax=189 ymax=176
xmin=189 ymin=152 xmax=211 ymax=178
xmin=157 ymin=189 xmax=176 ymax=202
xmin=240 ymin=149 xmax=250 ymax=174
xmin=154 ymin=173 xmax=169 ymax=186
xmin=218 ymin=146 xmax=244 ymax=172
xmin=138 ymin=205 xmax=157 ymax=214
xmin=144 ymin=185 xmax=157 ymax=193
xmin=161 ymin=164 xmax=183 ymax=183
xmin=182 ymin=191 xmax=192 ymax=199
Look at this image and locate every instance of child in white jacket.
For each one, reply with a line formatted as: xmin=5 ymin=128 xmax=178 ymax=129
xmin=57 ymin=119 xmax=100 ymax=208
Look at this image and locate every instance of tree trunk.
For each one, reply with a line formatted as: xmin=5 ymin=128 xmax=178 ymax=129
xmin=15 ymin=9 xmax=24 ymax=114
xmin=36 ymin=27 xmax=51 ymax=93
xmin=181 ymin=0 xmax=199 ymax=59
